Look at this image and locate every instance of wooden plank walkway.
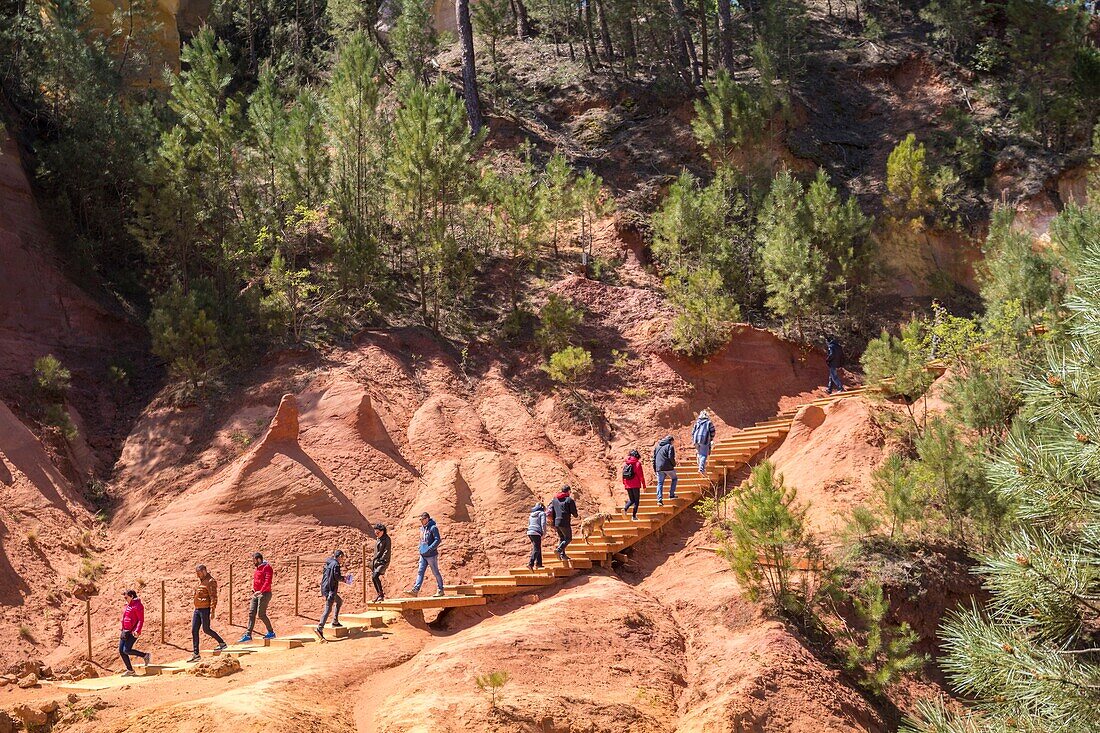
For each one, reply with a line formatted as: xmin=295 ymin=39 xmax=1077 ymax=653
xmin=369 ymin=387 xmax=874 ymax=613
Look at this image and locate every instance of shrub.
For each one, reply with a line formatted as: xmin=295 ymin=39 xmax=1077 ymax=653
xmin=664 ymin=267 xmax=739 ymax=357
xmin=542 ymin=347 xmax=593 ymax=388
xmin=840 ymin=580 xmax=924 ymax=694
xmin=536 ymin=294 xmax=583 ymax=354
xmin=475 ymin=669 xmax=510 ymax=710
xmin=148 ymin=284 xmax=226 ymax=388
xmin=18 ymin=625 xmax=36 ymax=644
xmin=871 ymin=454 xmax=920 ymax=540
xmin=34 ymin=354 xmax=71 ymax=396
xmin=691 ymin=71 xmax=769 ymax=165
xmin=43 ymin=404 xmax=78 ymax=442
xmin=79 ymin=558 xmax=105 ymax=581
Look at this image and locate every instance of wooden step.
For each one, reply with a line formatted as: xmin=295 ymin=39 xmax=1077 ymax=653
xmin=368 ymin=595 xmax=487 ymax=610
xmin=542 ymin=558 xmax=594 ymax=569
xmin=472 ymin=574 xmax=558 ymax=586
xmin=507 ymin=566 xmax=577 ymax=577
xmin=340 ymin=613 xmax=388 ymax=628
xmin=267 ymin=637 xmax=312 ymax=650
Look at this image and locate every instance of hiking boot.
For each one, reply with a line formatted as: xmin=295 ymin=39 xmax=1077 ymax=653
xmin=238 ymin=634 xmax=252 ymax=643
xmin=405 ymin=588 xmax=419 ymax=597
xmin=432 ymin=589 xmax=445 ymax=597
xmin=143 ymin=652 xmax=151 ymax=667
xmin=187 ymin=654 xmax=201 ymax=663
xmin=372 ymin=595 xmax=384 ymax=603
xmin=313 ymin=625 xmax=325 ymax=640
xmin=561 ymin=553 xmax=571 ymax=562
xmin=657 ymin=500 xmax=664 ymax=507
xmin=121 ymin=670 xmax=136 ymax=677
xmin=556 ymin=550 xmax=566 ymax=561
xmin=331 ymin=621 xmax=343 ymax=628
xmin=535 ymin=564 xmax=544 ymax=569
xmin=214 ymin=643 xmax=228 ymax=652
xmin=263 ymin=632 xmax=277 ymax=640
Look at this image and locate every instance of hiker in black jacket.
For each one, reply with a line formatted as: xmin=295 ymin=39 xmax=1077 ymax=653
xmin=315 ymin=550 xmax=345 ymax=639
xmin=652 ymin=435 xmax=677 ymax=506
xmin=826 ymin=336 xmax=845 ymax=394
xmin=371 ymin=524 xmax=392 ymax=603
xmin=548 ymin=485 xmax=579 ymax=561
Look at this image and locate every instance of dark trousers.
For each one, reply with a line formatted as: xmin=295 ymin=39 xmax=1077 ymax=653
xmin=528 ymin=534 xmax=543 ymax=568
xmin=118 ymin=631 xmax=145 ymax=672
xmin=372 ymin=568 xmax=385 ymax=598
xmin=623 ymin=488 xmax=641 ymax=518
xmin=191 ymin=607 xmax=225 ymax=654
xmin=246 ymin=591 xmax=273 ymax=635
xmin=555 ymin=524 xmax=572 ymax=556
xmin=827 ymin=366 xmax=844 ymax=393
xmin=319 ymin=591 xmax=342 ymax=626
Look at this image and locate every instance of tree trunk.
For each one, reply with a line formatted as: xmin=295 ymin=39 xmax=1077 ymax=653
xmin=511 ymin=0 xmax=532 ymax=38
xmin=669 ymin=0 xmax=700 ymax=84
xmin=456 ymin=0 xmax=484 ymax=135
xmin=717 ymin=0 xmax=733 ymax=70
xmin=596 ymin=0 xmax=614 ymax=62
xmin=698 ymin=0 xmax=708 ymax=78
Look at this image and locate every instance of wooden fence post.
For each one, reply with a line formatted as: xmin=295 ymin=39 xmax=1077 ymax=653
xmin=362 ymin=544 xmax=367 ymax=604
xmin=160 ymin=580 xmax=166 ymax=644
xmin=85 ymin=599 xmax=92 ymax=662
xmin=294 ymin=556 xmax=300 ymax=616
xmin=228 ymin=563 xmax=234 ymax=626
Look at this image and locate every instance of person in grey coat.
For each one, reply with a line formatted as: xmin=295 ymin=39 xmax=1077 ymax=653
xmin=526 ymin=502 xmax=547 ymax=570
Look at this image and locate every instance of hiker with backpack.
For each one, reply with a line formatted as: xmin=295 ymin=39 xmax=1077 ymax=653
xmin=826 ymin=336 xmax=845 ymax=394
xmin=526 ymin=502 xmax=547 ymax=569
xmin=621 ymin=449 xmax=646 ymax=520
xmin=118 ymin=589 xmax=150 ymax=676
xmin=548 ymin=485 xmax=579 ymax=561
xmin=652 ymin=435 xmax=677 ymax=506
xmin=406 ymin=512 xmax=445 ymax=597
xmin=315 ymin=549 xmax=348 ymax=639
xmin=238 ymin=552 xmax=276 ymax=643
xmin=692 ymin=410 xmax=716 ymax=474
xmin=371 ymin=524 xmax=392 ymax=603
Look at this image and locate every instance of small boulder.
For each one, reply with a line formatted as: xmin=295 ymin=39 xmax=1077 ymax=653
xmin=188 ymin=657 xmax=241 ymax=678
xmin=67 ymin=693 xmax=80 ymax=704
xmin=67 ymin=661 xmax=98 ymax=681
xmin=16 ymin=674 xmax=37 ymax=689
xmin=10 ymin=702 xmax=50 ymax=727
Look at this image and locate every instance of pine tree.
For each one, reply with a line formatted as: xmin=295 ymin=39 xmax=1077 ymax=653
xmin=757 ymin=170 xmax=826 ymax=332
xmin=541 ymin=153 xmax=578 ymax=257
xmin=904 ymin=225 xmax=1100 ymax=733
xmin=387 ymin=81 xmax=483 ymax=330
xmin=325 ymin=33 xmax=386 ymax=297
xmin=691 ymin=71 xmax=768 ymax=166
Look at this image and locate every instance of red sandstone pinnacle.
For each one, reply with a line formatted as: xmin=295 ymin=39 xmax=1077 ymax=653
xmin=266 ymin=394 xmax=299 ymax=443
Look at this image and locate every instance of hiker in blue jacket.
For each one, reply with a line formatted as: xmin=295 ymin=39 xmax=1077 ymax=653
xmin=406 ymin=512 xmax=445 ymax=597
xmin=692 ymin=410 xmax=716 ymax=474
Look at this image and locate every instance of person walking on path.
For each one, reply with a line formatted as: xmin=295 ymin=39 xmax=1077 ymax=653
xmin=621 ymin=449 xmax=646 ymax=520
xmin=118 ymin=589 xmax=150 ymax=676
xmin=692 ymin=411 xmax=716 ymax=474
xmin=238 ymin=552 xmax=275 ymax=643
xmin=526 ymin=502 xmax=547 ymax=569
xmin=652 ymin=435 xmax=678 ymax=505
xmin=406 ymin=512 xmax=445 ymax=597
xmin=188 ymin=565 xmax=227 ymax=662
xmin=826 ymin=335 xmax=845 ymax=394
xmin=548 ymin=485 xmax=579 ymax=561
xmin=371 ymin=524 xmax=392 ymax=603
xmin=315 ymin=550 xmax=347 ymax=639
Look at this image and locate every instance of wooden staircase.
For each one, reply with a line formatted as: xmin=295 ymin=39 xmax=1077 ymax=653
xmin=368 ymin=386 xmax=873 ymax=613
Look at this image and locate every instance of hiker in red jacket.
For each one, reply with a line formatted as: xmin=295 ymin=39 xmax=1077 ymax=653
xmin=239 ymin=552 xmax=276 ymax=643
xmin=118 ymin=589 xmax=150 ymax=676
xmin=621 ymin=449 xmax=646 ymax=521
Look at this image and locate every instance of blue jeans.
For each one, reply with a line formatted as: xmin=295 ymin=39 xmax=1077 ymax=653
xmin=413 ymin=554 xmax=443 ymax=592
xmin=119 ymin=631 xmax=146 ymax=672
xmin=191 ymin=608 xmax=225 ymax=654
xmin=657 ymin=470 xmax=678 ymax=502
xmin=696 ymin=443 xmax=711 ymax=472
xmin=827 ymin=366 xmax=844 ymax=393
